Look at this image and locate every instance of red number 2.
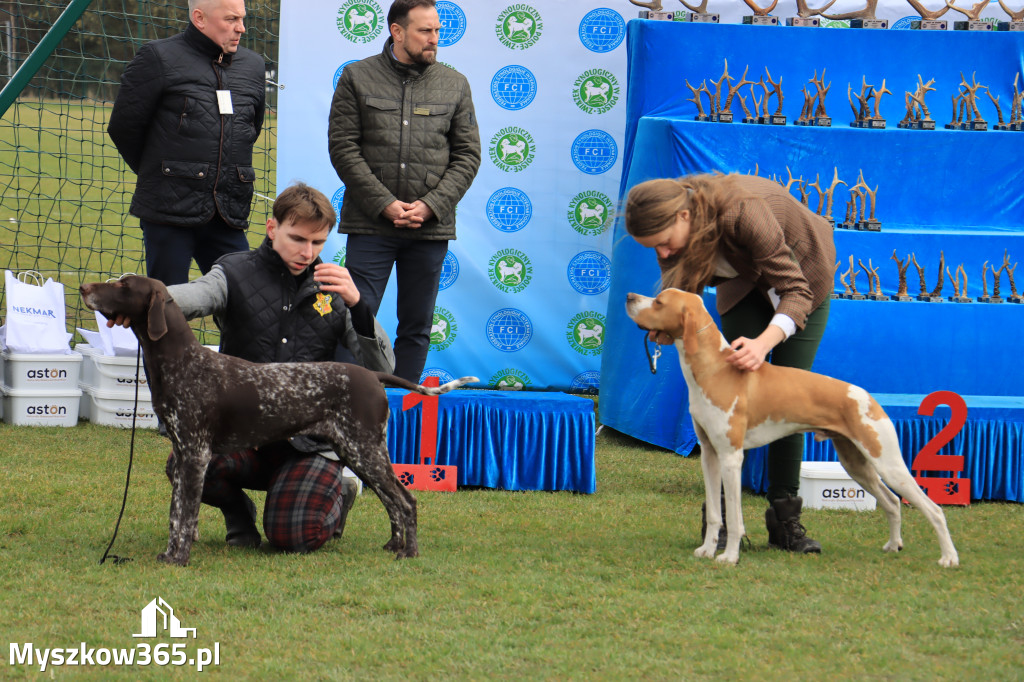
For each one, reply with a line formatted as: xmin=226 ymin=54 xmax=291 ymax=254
xmin=910 ymin=390 xmax=969 ymax=506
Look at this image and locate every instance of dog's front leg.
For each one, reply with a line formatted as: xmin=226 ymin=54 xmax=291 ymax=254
xmin=158 ymin=443 xmax=212 ymax=566
xmin=718 ymin=449 xmax=746 ymax=565
xmin=694 ymin=425 xmax=722 ymax=560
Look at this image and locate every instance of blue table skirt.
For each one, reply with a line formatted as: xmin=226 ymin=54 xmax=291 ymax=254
xmin=739 ymin=395 xmax=1024 ymax=502
xmin=385 ymin=389 xmax=597 ymax=494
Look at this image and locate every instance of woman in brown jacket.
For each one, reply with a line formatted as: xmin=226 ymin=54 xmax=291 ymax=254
xmin=625 ymin=172 xmax=837 ymax=554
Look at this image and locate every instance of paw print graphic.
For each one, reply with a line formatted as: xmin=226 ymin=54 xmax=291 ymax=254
xmin=430 ymin=467 xmax=446 ymax=482
xmin=943 ymin=481 xmax=959 ymax=496
xmin=399 ymin=471 xmax=414 ymax=487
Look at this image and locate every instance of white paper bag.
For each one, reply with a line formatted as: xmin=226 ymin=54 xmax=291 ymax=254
xmin=92 ymin=310 xmax=139 ymax=356
xmin=3 ymin=270 xmax=72 ymax=353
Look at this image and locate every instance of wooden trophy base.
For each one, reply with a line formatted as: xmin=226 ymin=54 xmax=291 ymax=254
xmin=954 ymin=20 xmax=992 ymax=31
xmin=911 ymin=19 xmax=948 ymax=30
xmin=856 ymin=220 xmax=882 ymax=232
xmin=743 ymin=15 xmax=779 ymax=25
xmin=638 ymin=10 xmax=675 ymax=20
xmin=867 ymin=293 xmax=890 ymax=301
xmin=893 ymin=295 xmax=915 ymax=302
xmin=688 ymin=12 xmax=720 ymax=23
xmin=851 ymin=18 xmax=889 ymax=29
xmin=917 ymin=294 xmax=945 ymax=302
xmin=898 ymin=120 xmax=936 ymax=130
xmin=1008 ymin=295 xmax=1024 ymax=303
xmin=841 ymin=293 xmax=868 ymax=300
xmin=786 ymin=16 xmax=819 ymax=27
xmin=997 ymin=21 xmax=1024 ymax=31
xmin=710 ymin=112 xmax=734 ymax=123
xmin=851 ymin=118 xmax=886 ymax=129
xmin=977 ymin=296 xmax=1004 ymax=303
xmin=948 ymin=295 xmax=974 ymax=303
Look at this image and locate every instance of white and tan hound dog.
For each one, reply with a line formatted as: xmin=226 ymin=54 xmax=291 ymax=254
xmin=626 ymin=289 xmax=959 ymax=567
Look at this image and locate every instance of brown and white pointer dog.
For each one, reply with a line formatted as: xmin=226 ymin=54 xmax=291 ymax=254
xmin=82 ymin=276 xmax=476 ymax=566
xmin=626 ymin=289 xmax=958 ymax=567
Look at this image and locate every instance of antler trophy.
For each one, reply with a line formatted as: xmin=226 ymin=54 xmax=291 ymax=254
xmin=906 ymin=0 xmax=951 ymax=29
xmin=997 ymin=0 xmax=1024 ymax=28
xmin=821 ymin=0 xmax=889 ymax=27
xmin=890 ymin=251 xmax=914 ymax=301
xmin=946 ymin=0 xmax=994 ymax=30
xmin=898 ymin=75 xmax=938 ymax=129
xmin=679 ymin=0 xmax=721 ymax=23
xmin=629 ymin=0 xmax=675 ymax=20
xmin=789 ymin=0 xmax=838 ymax=26
xmin=742 ymin=0 xmax=780 ymax=25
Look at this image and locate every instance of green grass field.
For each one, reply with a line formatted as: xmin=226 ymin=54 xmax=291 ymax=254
xmin=1 ymin=423 xmax=1022 ymax=680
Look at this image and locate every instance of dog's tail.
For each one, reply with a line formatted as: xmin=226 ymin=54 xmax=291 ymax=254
xmin=375 ymin=374 xmax=479 ymax=395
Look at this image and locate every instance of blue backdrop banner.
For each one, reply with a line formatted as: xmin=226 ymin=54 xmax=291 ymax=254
xmin=278 ymin=1 xmax=628 ymax=391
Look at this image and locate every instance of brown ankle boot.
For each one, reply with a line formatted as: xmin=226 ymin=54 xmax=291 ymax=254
xmin=765 ymin=496 xmax=821 ymax=554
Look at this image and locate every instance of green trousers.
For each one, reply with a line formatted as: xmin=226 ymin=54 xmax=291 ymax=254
xmin=719 ymin=291 xmax=831 ymax=503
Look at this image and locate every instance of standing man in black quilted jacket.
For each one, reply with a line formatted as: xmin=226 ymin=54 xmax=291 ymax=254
xmin=108 ymin=0 xmax=265 ymax=286
xmin=328 ymin=0 xmax=481 ymax=383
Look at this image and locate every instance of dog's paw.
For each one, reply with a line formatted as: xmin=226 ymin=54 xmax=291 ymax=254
xmin=938 ymin=553 xmax=959 ymax=568
xmin=716 ymin=551 xmax=740 ymax=565
xmin=156 ymin=551 xmax=189 ymax=567
xmin=882 ymin=539 xmax=903 ymax=553
xmin=694 ymin=544 xmax=717 ymax=559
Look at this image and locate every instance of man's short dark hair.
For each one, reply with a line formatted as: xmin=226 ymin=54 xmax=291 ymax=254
xmin=387 ymin=0 xmax=436 ymax=29
xmin=272 ymin=182 xmax=336 ymax=230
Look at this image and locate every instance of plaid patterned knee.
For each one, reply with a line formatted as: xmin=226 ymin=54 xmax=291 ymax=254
xmin=263 ymin=454 xmax=347 ymax=553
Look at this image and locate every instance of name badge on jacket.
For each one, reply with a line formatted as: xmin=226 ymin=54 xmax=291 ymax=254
xmin=216 ymin=90 xmax=234 ymax=115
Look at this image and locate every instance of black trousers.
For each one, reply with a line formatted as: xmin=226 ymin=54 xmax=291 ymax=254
xmin=344 ymin=233 xmax=448 ymax=383
xmin=141 ymin=216 xmax=250 ymax=286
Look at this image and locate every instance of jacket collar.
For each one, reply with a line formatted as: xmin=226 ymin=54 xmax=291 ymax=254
xmin=184 ymin=22 xmax=234 ymax=65
xmin=382 ymin=36 xmax=430 ymax=78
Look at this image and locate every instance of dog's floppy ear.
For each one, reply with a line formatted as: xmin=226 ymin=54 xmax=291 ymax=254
xmin=147 ymin=288 xmax=168 ymax=341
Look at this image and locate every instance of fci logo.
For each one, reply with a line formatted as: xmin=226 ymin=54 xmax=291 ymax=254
xmin=336 ymin=1 xmax=383 ymax=44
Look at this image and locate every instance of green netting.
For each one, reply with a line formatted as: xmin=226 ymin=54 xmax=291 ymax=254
xmin=0 ymin=0 xmax=279 ymax=345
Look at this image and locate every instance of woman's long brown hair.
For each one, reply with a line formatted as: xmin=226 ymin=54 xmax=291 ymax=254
xmin=624 ymin=173 xmax=744 ymax=293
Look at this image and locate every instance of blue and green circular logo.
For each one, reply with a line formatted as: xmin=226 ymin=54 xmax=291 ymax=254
xmin=487 ymin=308 xmax=533 ymax=352
xmin=490 ymin=368 xmax=532 ymax=390
xmin=490 ymin=127 xmax=535 ymax=173
xmin=566 ymin=311 xmax=606 ymax=356
xmin=571 ymin=129 xmax=617 ymax=175
xmin=573 ymin=69 xmax=619 ymax=115
xmin=496 ymin=5 xmax=543 ymax=50
xmin=567 ymin=251 xmax=611 ymax=295
xmin=491 ymin=65 xmax=538 ymax=111
xmin=337 ymin=1 xmax=384 ymax=44
xmin=567 ymin=191 xmax=613 ymax=236
xmin=488 ymin=249 xmax=532 ymax=293
xmin=429 ymin=307 xmax=458 ymax=351
xmin=486 ymin=187 xmax=532 ymax=232
xmin=578 ymin=8 xmax=625 ymax=53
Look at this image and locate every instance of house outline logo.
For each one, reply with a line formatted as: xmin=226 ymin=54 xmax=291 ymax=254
xmin=133 ymin=597 xmax=196 ymax=639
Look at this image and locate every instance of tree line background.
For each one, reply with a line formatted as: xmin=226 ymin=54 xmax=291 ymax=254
xmin=0 ymin=0 xmax=281 ymax=102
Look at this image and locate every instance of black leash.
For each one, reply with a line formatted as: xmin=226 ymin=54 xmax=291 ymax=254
xmin=99 ymin=346 xmax=141 ymax=566
xmin=644 ymin=332 xmax=662 ymax=374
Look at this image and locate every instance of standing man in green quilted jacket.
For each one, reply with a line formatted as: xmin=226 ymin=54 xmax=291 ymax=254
xmin=328 ymin=0 xmax=481 ymax=383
